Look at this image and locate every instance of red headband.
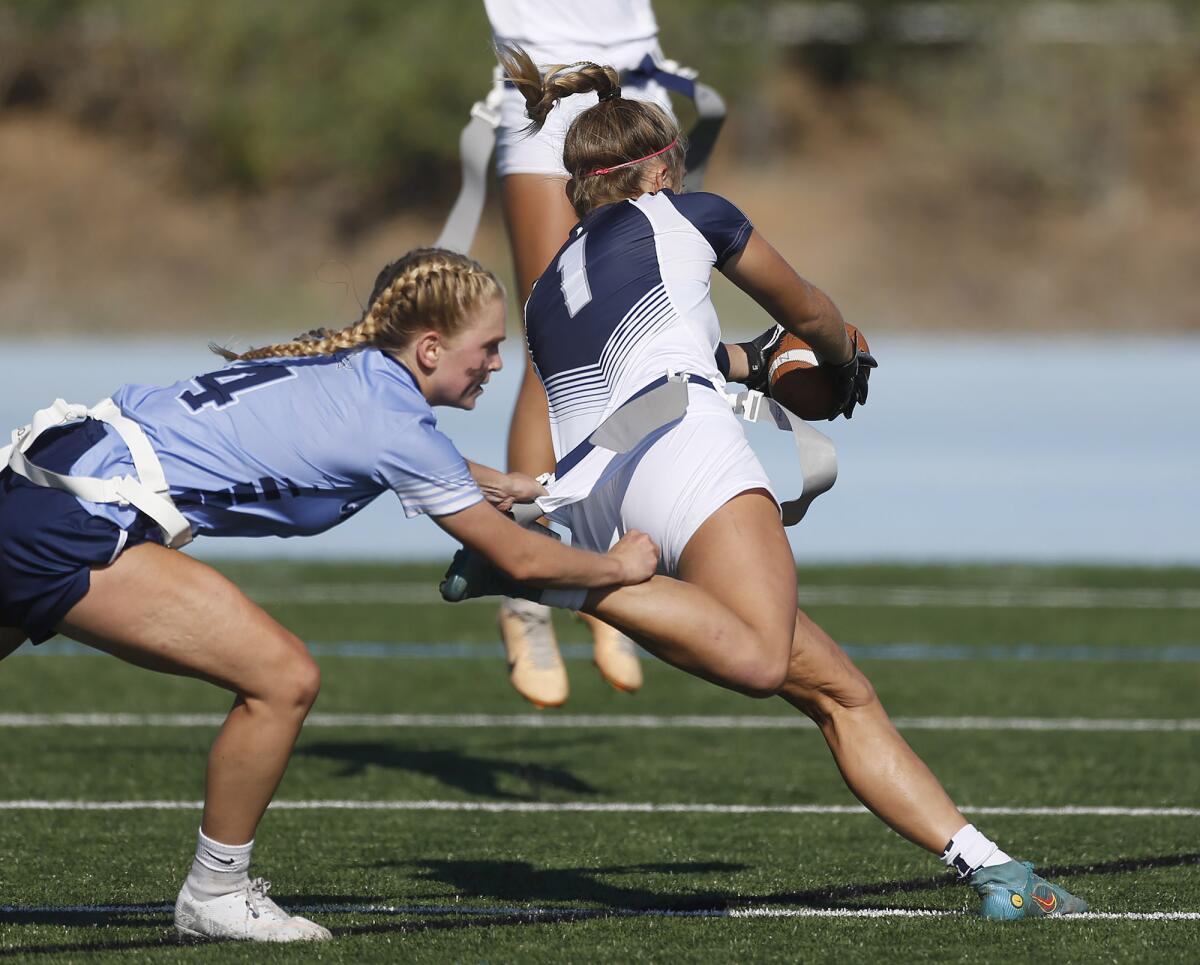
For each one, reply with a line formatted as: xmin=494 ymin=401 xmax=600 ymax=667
xmin=582 ymin=138 xmax=679 ymax=178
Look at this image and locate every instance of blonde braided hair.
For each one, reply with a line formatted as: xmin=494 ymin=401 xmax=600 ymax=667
xmin=213 ymin=248 xmax=504 ymax=362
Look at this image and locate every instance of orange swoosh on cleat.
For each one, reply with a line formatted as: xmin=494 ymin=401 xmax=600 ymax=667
xmin=1031 ymin=890 xmax=1058 ymax=913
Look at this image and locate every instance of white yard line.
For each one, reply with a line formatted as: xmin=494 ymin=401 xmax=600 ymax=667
xmin=28 ymin=639 xmax=1200 ymax=661
xmin=1 ymin=901 xmax=1197 ymax=922
xmin=241 ymin=583 xmax=1200 ymax=610
xmin=0 ymin=800 xmax=1196 ymax=817
xmin=1 ymin=712 xmax=1197 ymax=732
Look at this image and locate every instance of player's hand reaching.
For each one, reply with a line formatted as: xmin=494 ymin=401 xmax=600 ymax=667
xmin=824 ymin=331 xmax=878 ymax=419
xmin=606 ymin=531 xmax=660 ymax=585
xmin=477 ymin=471 xmax=548 ymax=513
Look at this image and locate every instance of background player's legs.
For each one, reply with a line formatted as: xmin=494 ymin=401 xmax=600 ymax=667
xmin=500 ymin=172 xmax=575 ymax=474
xmin=0 ymin=628 xmax=27 ymax=662
xmin=58 ymin=542 xmax=321 ymax=845
xmin=501 ymin=172 xmax=642 ymax=698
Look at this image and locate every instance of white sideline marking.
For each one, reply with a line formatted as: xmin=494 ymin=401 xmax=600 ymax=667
xmin=0 ymin=800 xmax=1196 ymax=817
xmin=0 ymin=712 xmax=1197 ymax=733
xmin=241 ymin=583 xmax=1200 ymax=610
xmin=2 ymin=901 xmax=1198 ymax=922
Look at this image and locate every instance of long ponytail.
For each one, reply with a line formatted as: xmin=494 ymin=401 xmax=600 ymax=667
xmin=496 ymin=44 xmax=686 ymax=217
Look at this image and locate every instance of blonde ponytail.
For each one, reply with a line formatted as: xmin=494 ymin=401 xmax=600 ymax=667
xmin=214 ymin=248 xmax=504 ymax=363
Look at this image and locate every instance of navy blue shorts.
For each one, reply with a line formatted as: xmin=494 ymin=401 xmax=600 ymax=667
xmin=0 ymin=421 xmax=158 ymax=644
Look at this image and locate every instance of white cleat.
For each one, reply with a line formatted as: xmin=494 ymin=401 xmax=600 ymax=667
xmin=586 ymin=616 xmax=643 ymax=693
xmin=174 ymin=878 xmax=332 ymax=943
xmin=499 ymin=597 xmax=569 ymax=708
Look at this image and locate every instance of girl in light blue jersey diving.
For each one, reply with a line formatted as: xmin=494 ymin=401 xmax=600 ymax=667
xmin=0 ymin=247 xmax=658 ymax=943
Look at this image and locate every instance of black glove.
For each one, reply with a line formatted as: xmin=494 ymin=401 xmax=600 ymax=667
xmin=732 ymin=324 xmax=785 ymax=392
xmin=824 ymin=332 xmax=878 ymax=419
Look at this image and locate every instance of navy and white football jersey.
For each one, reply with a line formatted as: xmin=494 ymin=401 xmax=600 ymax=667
xmin=525 ymin=188 xmax=752 ymax=463
xmin=65 ymin=350 xmax=482 ymax=539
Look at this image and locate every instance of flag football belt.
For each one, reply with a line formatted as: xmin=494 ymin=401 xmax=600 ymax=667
xmin=509 ymin=373 xmax=838 ymax=528
xmin=436 ymin=54 xmax=727 ymax=254
xmin=1 ymin=398 xmax=193 ymax=549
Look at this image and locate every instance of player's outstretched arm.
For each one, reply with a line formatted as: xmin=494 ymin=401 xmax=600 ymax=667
xmin=434 ymin=501 xmax=659 ymax=589
xmin=722 ymin=230 xmax=853 ymax=367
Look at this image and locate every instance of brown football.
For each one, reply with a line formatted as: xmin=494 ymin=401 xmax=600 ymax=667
xmin=767 ymin=322 xmax=868 ymax=420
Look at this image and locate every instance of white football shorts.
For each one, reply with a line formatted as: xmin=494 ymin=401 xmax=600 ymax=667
xmin=557 ymin=386 xmax=777 ymax=575
xmin=495 ymin=56 xmax=676 ymax=177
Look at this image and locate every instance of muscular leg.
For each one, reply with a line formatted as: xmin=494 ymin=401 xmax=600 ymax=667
xmin=0 ymin=628 xmax=27 ymax=661
xmin=778 ymin=610 xmax=966 ymax=854
xmin=583 ymin=489 xmax=965 ymax=852
xmin=58 ymin=543 xmax=321 ymax=844
xmin=585 ymin=491 xmax=797 ymax=696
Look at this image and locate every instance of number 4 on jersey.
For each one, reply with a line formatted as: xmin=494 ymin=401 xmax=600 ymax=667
xmin=178 ymin=364 xmax=297 ymax=412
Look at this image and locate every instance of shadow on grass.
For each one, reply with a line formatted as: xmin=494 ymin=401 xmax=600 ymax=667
xmin=295 ymin=740 xmax=598 ymax=799
xmin=400 ymin=858 xmax=749 ymax=909
xmin=2 ymin=851 xmax=1196 ymax=956
xmin=393 ymin=850 xmax=1200 ymax=912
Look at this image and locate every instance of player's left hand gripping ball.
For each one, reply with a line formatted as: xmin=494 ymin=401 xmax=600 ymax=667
xmin=825 ymin=331 xmax=878 ymax=419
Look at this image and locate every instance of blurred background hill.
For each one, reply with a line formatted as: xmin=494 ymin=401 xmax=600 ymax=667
xmin=2 ymin=0 xmax=1198 ymax=336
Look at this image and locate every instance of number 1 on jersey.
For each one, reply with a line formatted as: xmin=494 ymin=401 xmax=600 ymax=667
xmin=558 ymin=232 xmax=592 ymax=317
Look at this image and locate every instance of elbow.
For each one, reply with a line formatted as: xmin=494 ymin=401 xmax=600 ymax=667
xmin=495 ymin=541 xmax=540 ymax=584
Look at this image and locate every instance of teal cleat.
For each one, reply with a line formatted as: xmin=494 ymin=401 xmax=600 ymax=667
xmin=970 ymin=861 xmax=1089 ymax=920
xmin=439 ymin=521 xmax=559 ymax=603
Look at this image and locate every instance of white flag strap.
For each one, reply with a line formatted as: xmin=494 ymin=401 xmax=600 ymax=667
xmin=435 ymin=69 xmax=505 ymax=254
xmin=726 ymin=389 xmax=839 ymax=526
xmin=3 ymin=399 xmax=193 ymax=550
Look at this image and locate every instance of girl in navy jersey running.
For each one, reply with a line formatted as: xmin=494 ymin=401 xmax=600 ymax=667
xmin=0 ymin=247 xmax=658 ymax=943
xmin=456 ymin=46 xmax=1089 ymax=921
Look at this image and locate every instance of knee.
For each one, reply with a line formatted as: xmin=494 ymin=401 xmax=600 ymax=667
xmin=732 ymin=643 xmax=791 ymax=699
xmin=260 ymin=634 xmax=322 ymax=712
xmin=288 ymin=653 xmax=322 ymax=711
xmin=799 ymin=668 xmax=879 ymax=725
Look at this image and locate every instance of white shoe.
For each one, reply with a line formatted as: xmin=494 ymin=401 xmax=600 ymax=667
xmin=174 ymin=877 xmax=332 ymax=943
xmin=499 ymin=597 xmax=569 ymax=708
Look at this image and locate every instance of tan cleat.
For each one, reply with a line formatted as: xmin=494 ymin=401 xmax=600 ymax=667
xmin=174 ymin=878 xmax=332 ymax=943
xmin=499 ymin=597 xmax=569 ymax=708
xmin=584 ymin=613 xmax=643 ymax=693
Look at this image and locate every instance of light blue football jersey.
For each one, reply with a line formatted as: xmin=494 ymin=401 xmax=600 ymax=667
xmin=66 ymin=349 xmax=482 ymax=539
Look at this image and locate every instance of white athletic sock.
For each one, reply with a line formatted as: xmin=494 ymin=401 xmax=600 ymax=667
xmin=539 ymin=587 xmax=587 ymax=611
xmin=940 ymin=824 xmax=1013 ymax=878
xmin=186 ymin=827 xmax=253 ymax=900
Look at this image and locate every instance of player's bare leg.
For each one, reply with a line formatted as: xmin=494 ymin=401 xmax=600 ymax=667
xmin=776 ymin=610 xmax=966 ymax=852
xmin=581 ymin=491 xmax=1086 ymax=917
xmin=585 ymin=491 xmax=797 ymax=696
xmin=58 ymin=542 xmax=331 ymax=941
xmin=500 ymin=173 xmax=640 ymax=700
xmin=0 ymin=628 xmax=26 ymax=662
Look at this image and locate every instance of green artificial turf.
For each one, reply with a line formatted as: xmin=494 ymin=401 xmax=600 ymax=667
xmin=1 ymin=562 xmax=1197 ymax=963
